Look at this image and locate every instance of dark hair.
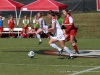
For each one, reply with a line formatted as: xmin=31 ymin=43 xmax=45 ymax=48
xmin=38 ymin=12 xmax=42 ymax=16
xmin=64 ymin=10 xmax=72 ymax=15
xmin=55 ymin=12 xmax=61 ymax=19
xmin=48 ymin=10 xmax=56 ymax=17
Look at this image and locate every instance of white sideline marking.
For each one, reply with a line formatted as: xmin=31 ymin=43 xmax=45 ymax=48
xmin=0 ymin=63 xmax=100 ymax=68
xmin=69 ymin=66 xmax=100 ymax=75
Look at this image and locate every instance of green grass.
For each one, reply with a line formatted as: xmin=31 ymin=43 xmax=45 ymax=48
xmin=1 ymin=12 xmax=100 ymax=75
xmin=0 ymin=38 xmax=100 ymax=75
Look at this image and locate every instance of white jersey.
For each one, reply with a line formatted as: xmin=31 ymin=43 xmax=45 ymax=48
xmin=51 ymin=18 xmax=65 ymax=41
xmin=52 ymin=18 xmax=64 ymax=36
xmin=38 ymin=17 xmax=46 ymax=29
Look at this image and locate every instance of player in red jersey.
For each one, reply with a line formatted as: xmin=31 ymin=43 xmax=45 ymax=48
xmin=22 ymin=15 xmax=29 ymax=38
xmin=8 ymin=16 xmax=15 ymax=37
xmin=62 ymin=10 xmax=80 ymax=54
xmin=0 ymin=16 xmax=5 ymax=38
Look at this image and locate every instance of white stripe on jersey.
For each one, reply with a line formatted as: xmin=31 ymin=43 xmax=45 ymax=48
xmin=38 ymin=17 xmax=46 ymax=29
xmin=52 ymin=19 xmax=63 ymax=36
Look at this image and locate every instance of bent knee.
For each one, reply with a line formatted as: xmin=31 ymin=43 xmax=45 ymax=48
xmin=48 ymin=42 xmax=51 ymax=45
xmin=70 ymin=40 xmax=74 ymax=44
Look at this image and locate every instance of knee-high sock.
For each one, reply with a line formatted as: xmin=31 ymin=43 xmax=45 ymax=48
xmin=12 ymin=33 xmax=15 ymax=37
xmin=63 ymin=46 xmax=73 ymax=56
xmin=0 ymin=33 xmax=2 ymax=38
xmin=50 ymin=43 xmax=62 ymax=51
xmin=72 ymin=43 xmax=79 ymax=53
xmin=26 ymin=33 xmax=29 ymax=38
xmin=8 ymin=33 xmax=10 ymax=37
xmin=36 ymin=34 xmax=42 ymax=42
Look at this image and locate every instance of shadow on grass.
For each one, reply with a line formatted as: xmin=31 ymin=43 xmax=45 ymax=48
xmin=1 ymin=50 xmax=50 ymax=55
xmin=1 ymin=50 xmax=79 ymax=59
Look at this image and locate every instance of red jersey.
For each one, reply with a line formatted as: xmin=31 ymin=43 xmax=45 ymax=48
xmin=8 ymin=19 xmax=15 ymax=26
xmin=64 ymin=15 xmax=76 ymax=33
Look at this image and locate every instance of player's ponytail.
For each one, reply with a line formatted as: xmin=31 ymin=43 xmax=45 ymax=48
xmin=55 ymin=12 xmax=61 ymax=19
xmin=38 ymin=12 xmax=42 ymax=17
xmin=64 ymin=9 xmax=72 ymax=16
xmin=48 ymin=10 xmax=56 ymax=17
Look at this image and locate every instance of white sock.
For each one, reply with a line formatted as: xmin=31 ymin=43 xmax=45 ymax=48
xmin=63 ymin=46 xmax=73 ymax=56
xmin=50 ymin=43 xmax=62 ymax=51
xmin=36 ymin=34 xmax=42 ymax=42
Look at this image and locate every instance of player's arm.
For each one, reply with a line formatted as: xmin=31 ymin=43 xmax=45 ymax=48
xmin=48 ymin=22 xmax=55 ymax=32
xmin=22 ymin=20 xmax=24 ymax=25
xmin=39 ymin=19 xmax=42 ymax=26
xmin=27 ymin=19 xmax=29 ymax=25
xmin=14 ymin=20 xmax=16 ymax=25
xmin=8 ymin=20 xmax=10 ymax=25
xmin=2 ymin=17 xmax=5 ymax=21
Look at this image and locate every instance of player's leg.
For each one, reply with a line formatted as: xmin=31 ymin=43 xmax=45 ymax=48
xmin=8 ymin=28 xmax=11 ymax=38
xmin=36 ymin=28 xmax=43 ymax=45
xmin=0 ymin=27 xmax=3 ymax=38
xmin=65 ymin=34 xmax=70 ymax=42
xmin=59 ymin=40 xmax=74 ymax=59
xmin=70 ymin=35 xmax=79 ymax=54
xmin=0 ymin=30 xmax=2 ymax=38
xmin=11 ymin=28 xmax=15 ymax=37
xmin=25 ymin=26 xmax=29 ymax=38
xmin=48 ymin=38 xmax=62 ymax=55
xmin=26 ymin=28 xmax=29 ymax=38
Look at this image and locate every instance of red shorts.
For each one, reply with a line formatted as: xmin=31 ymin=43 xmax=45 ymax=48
xmin=23 ymin=25 xmax=28 ymax=30
xmin=9 ymin=25 xmax=14 ymax=29
xmin=0 ymin=27 xmax=3 ymax=32
xmin=66 ymin=30 xmax=76 ymax=37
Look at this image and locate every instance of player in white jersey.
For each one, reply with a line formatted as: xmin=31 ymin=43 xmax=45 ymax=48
xmin=36 ymin=12 xmax=48 ymax=45
xmin=44 ymin=10 xmax=74 ymax=59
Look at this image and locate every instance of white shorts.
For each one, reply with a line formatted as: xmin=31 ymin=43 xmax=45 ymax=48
xmin=51 ymin=29 xmax=65 ymax=41
xmin=40 ymin=25 xmax=48 ymax=33
xmin=43 ymin=25 xmax=48 ymax=33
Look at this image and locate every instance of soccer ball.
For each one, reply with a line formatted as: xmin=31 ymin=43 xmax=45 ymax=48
xmin=28 ymin=51 xmax=35 ymax=58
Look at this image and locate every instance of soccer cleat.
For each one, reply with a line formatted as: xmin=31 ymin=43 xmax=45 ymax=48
xmin=68 ymin=56 xmax=74 ymax=60
xmin=58 ymin=49 xmax=63 ymax=56
xmin=38 ymin=41 xmax=42 ymax=45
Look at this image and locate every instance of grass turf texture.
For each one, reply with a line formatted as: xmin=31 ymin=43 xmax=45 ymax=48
xmin=0 ymin=38 xmax=100 ymax=75
xmin=0 ymin=12 xmax=100 ymax=75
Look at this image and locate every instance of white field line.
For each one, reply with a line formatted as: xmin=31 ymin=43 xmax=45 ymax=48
xmin=69 ymin=66 xmax=100 ymax=75
xmin=0 ymin=63 xmax=100 ymax=68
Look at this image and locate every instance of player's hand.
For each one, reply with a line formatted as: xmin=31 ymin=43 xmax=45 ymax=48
xmin=62 ymin=23 xmax=64 ymax=26
xmin=44 ymin=28 xmax=48 ymax=30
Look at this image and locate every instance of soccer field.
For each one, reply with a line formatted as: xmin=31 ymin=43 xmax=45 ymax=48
xmin=0 ymin=38 xmax=100 ymax=75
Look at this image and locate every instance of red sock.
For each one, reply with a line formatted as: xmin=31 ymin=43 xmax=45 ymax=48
xmin=26 ymin=34 xmax=29 ymax=38
xmin=0 ymin=34 xmax=2 ymax=38
xmin=8 ymin=33 xmax=10 ymax=37
xmin=12 ymin=33 xmax=15 ymax=37
xmin=72 ymin=43 xmax=79 ymax=53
